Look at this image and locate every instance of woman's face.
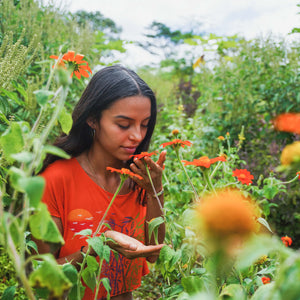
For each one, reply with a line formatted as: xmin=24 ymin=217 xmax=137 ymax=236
xmin=92 ymin=95 xmax=152 ymax=162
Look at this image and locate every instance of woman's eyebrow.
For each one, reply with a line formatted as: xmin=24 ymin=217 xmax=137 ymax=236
xmin=114 ymin=115 xmax=151 ymax=121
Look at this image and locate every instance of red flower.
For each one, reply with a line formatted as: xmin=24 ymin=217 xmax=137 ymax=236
xmin=261 ymin=277 xmax=271 ymax=284
xmin=232 ymin=169 xmax=254 ymax=185
xmin=106 ymin=167 xmax=143 ymax=180
xmin=161 ymin=139 xmax=192 ymax=148
xmin=281 ymin=235 xmax=292 ymax=247
xmin=50 ymin=50 xmax=92 ymax=79
xmin=297 ymin=171 xmax=300 ymax=179
xmin=130 ymin=151 xmax=157 ymax=159
xmin=182 ymin=156 xmax=226 ymax=169
xmin=273 ymin=113 xmax=300 ymax=135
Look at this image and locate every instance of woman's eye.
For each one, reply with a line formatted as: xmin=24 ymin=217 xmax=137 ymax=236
xmin=141 ymin=124 xmax=149 ymax=128
xmin=118 ymin=124 xmax=129 ymax=129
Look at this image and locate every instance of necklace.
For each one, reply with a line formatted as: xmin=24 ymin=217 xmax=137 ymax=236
xmin=85 ymin=152 xmax=108 ymax=192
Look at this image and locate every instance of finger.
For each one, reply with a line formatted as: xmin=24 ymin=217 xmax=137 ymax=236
xmin=156 ymin=151 xmax=167 ymax=167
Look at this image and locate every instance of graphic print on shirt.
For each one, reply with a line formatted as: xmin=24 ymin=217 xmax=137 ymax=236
xmin=67 ymin=209 xmax=94 ymax=234
xmin=100 ymin=212 xmax=145 ymax=297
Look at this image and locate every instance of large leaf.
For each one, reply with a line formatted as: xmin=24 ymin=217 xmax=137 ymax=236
xmin=29 ymin=254 xmax=72 ymax=298
xmin=181 ymin=276 xmax=204 ymax=295
xmin=18 ymin=176 xmax=45 ymax=208
xmin=29 ymin=203 xmax=64 ymax=244
xmin=58 ymin=106 xmax=73 ymax=134
xmin=219 ymin=284 xmax=247 ymax=300
xmin=0 ymin=122 xmax=24 ymax=162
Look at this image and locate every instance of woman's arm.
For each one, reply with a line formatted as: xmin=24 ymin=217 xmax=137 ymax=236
xmin=130 ymin=151 xmax=167 ymax=262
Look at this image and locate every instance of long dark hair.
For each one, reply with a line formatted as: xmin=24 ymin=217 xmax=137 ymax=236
xmin=41 ymin=65 xmax=157 ymax=202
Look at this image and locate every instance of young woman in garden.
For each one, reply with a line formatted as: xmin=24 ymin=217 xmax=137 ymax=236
xmin=36 ymin=65 xmax=166 ymax=300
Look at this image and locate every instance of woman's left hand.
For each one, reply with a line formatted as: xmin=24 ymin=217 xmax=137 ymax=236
xmin=130 ymin=150 xmax=166 ymax=195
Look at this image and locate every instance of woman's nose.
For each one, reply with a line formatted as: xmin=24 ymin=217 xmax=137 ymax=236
xmin=129 ymin=127 xmax=143 ymax=142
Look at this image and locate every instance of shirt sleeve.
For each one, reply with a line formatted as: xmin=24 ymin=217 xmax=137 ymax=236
xmin=40 ymin=168 xmax=63 ymax=218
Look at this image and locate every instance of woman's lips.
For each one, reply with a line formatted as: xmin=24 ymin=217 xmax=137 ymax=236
xmin=122 ymin=147 xmax=137 ymax=154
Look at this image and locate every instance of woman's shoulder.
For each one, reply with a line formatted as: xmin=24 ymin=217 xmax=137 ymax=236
xmin=41 ymin=157 xmax=78 ymax=179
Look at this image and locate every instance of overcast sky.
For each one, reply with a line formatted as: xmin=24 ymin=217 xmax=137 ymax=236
xmin=56 ymin=0 xmax=300 ymax=67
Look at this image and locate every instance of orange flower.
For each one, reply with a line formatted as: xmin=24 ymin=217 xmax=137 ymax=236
xmin=182 ymin=156 xmax=226 ymax=168
xmin=130 ymin=151 xmax=157 ymax=159
xmin=196 ymin=189 xmax=257 ymax=239
xmin=232 ymin=169 xmax=254 ymax=185
xmin=281 ymin=235 xmax=292 ymax=247
xmin=297 ymin=171 xmax=300 ymax=179
xmin=273 ymin=113 xmax=300 ymax=135
xmin=106 ymin=167 xmax=143 ymax=180
xmin=217 ymin=136 xmax=225 ymax=140
xmin=161 ymin=139 xmax=192 ymax=148
xmin=261 ymin=276 xmax=271 ymax=284
xmin=50 ymin=50 xmax=92 ymax=79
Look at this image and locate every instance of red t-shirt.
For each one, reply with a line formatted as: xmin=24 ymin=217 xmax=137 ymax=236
xmin=41 ymin=158 xmax=149 ymax=299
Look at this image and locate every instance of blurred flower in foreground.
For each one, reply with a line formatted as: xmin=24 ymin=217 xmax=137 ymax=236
xmin=297 ymin=171 xmax=300 ymax=179
xmin=217 ymin=136 xmax=225 ymax=141
xmin=281 ymin=235 xmax=292 ymax=247
xmin=273 ymin=113 xmax=300 ymax=135
xmin=50 ymin=50 xmax=92 ymax=79
xmin=196 ymin=189 xmax=258 ymax=245
xmin=232 ymin=169 xmax=254 ymax=185
xmin=182 ymin=156 xmax=226 ymax=169
xmin=280 ymin=141 xmax=300 ymax=165
xmin=261 ymin=276 xmax=271 ymax=284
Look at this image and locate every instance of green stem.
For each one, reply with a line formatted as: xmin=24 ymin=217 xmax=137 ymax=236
xmin=275 ymin=175 xmax=299 ymax=185
xmin=202 ymin=169 xmax=216 ymax=193
xmin=94 ymin=258 xmax=104 ymax=300
xmin=143 ymin=161 xmax=164 ymax=215
xmin=175 ymin=148 xmax=199 ymax=201
xmin=77 ymin=177 xmax=125 ymax=299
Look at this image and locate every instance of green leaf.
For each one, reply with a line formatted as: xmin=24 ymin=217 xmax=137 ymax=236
xmin=58 ymin=106 xmax=73 ymax=134
xmin=250 ymin=282 xmax=279 ymax=300
xmin=0 ymin=122 xmax=24 ymax=163
xmin=29 ymin=254 xmax=72 ymax=298
xmin=103 ymin=245 xmax=111 ymax=263
xmin=29 ymin=203 xmax=64 ymax=244
xmin=181 ymin=276 xmax=204 ymax=295
xmin=2 ymin=286 xmax=16 ymax=300
xmin=42 ymin=145 xmax=70 ymax=159
xmin=62 ymin=264 xmax=78 ymax=284
xmin=34 ymin=89 xmax=55 ymax=106
xmin=10 ymin=151 xmax=34 ymax=163
xmin=74 ymin=229 xmax=92 ymax=237
xmin=158 ymin=245 xmax=175 ymax=263
xmin=219 ymin=284 xmax=247 ymax=300
xmin=101 ymin=277 xmax=111 ymax=298
xmin=257 ymin=217 xmax=273 ymax=233
xmin=147 ymin=216 xmax=164 ymax=242
xmin=87 ymin=236 xmax=104 ymax=257
xmin=82 ymin=255 xmax=98 ymax=290
xmin=18 ymin=176 xmax=45 ymax=208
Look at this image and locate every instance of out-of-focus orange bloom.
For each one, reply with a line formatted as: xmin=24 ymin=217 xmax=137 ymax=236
xmin=261 ymin=277 xmax=271 ymax=284
xmin=106 ymin=167 xmax=143 ymax=180
xmin=232 ymin=169 xmax=254 ymax=185
xmin=50 ymin=50 xmax=92 ymax=79
xmin=281 ymin=235 xmax=292 ymax=247
xmin=130 ymin=151 xmax=157 ymax=159
xmin=196 ymin=189 xmax=257 ymax=240
xmin=182 ymin=156 xmax=226 ymax=169
xmin=297 ymin=171 xmax=300 ymax=179
xmin=217 ymin=136 xmax=225 ymax=140
xmin=273 ymin=113 xmax=300 ymax=135
xmin=280 ymin=141 xmax=300 ymax=165
xmin=172 ymin=129 xmax=180 ymax=136
xmin=161 ymin=139 xmax=192 ymax=148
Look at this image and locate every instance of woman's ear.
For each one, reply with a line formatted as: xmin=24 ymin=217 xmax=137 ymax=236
xmin=86 ymin=117 xmax=96 ymax=129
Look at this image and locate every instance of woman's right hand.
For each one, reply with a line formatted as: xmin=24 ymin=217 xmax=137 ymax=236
xmin=104 ymin=230 xmax=164 ymax=260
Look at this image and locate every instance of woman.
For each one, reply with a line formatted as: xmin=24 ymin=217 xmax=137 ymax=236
xmin=37 ymin=65 xmax=166 ymax=299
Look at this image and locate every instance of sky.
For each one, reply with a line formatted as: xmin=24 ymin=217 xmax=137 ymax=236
xmin=53 ymin=0 xmax=300 ymax=67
